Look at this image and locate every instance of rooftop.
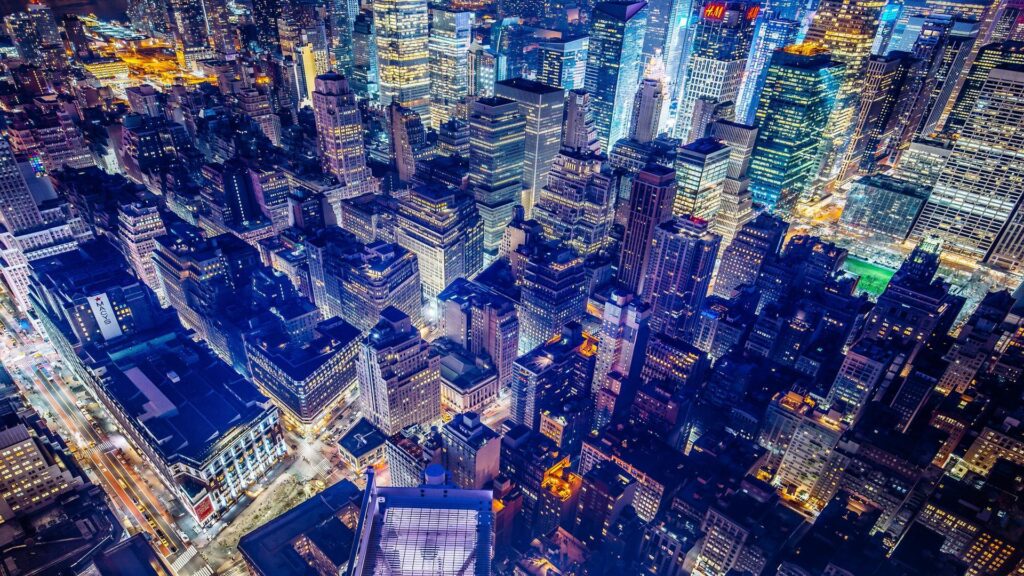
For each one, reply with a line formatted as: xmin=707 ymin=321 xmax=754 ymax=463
xmin=238 ymin=480 xmax=362 ymax=576
xmin=339 ymin=418 xmax=387 ymax=460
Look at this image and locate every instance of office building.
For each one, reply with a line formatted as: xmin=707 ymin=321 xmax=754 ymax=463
xmin=708 ymin=119 xmax=758 ymax=243
xmin=395 ymin=185 xmax=484 ymax=302
xmin=843 ymin=52 xmax=925 ymax=179
xmin=352 ymin=11 xmax=380 ymax=98
xmin=617 ymin=164 xmax=676 ymax=293
xmin=357 ymin=307 xmax=441 ymax=435
xmin=117 ymin=203 xmax=167 ymax=303
xmin=537 ymin=36 xmax=589 ymax=91
xmin=374 ymin=0 xmax=431 ymax=117
xmin=311 ymin=73 xmax=375 ymax=198
xmin=441 ymin=412 xmax=501 ymax=490
xmin=468 ymin=97 xmax=527 ymax=264
xmin=593 ymin=290 xmax=649 ymax=424
xmin=496 ymin=79 xmax=565 ymax=217
xmin=246 ymin=317 xmax=362 ymax=436
xmin=572 ymin=461 xmax=637 ymax=549
xmin=674 ymin=0 xmax=759 ymax=141
xmin=438 ymin=278 xmax=520 ymax=388
xmin=385 ymin=425 xmax=444 ymax=488
xmin=673 ymin=137 xmax=731 ymax=222
xmin=748 ymin=43 xmax=844 ymax=211
xmin=643 ymin=216 xmax=721 ymax=340
xmin=0 ymin=138 xmax=42 ymax=234
xmin=511 ymin=329 xmax=597 ymax=430
xmin=533 ymin=91 xmax=617 ymax=255
xmin=168 ymin=0 xmax=213 ymax=69
xmin=912 ymin=65 xmax=1024 ymax=267
xmin=340 ymin=241 xmax=423 ymax=333
xmin=429 ymin=7 xmax=473 ymax=129
xmin=586 ymin=1 xmax=649 ymax=152
xmin=631 ymin=55 xmax=668 ymax=138
xmin=943 ymin=42 xmax=1024 ymax=137
xmin=518 ymin=243 xmax=588 ymax=355
xmin=737 ymin=18 xmax=800 ymax=123
xmin=714 ymin=212 xmax=788 ymax=297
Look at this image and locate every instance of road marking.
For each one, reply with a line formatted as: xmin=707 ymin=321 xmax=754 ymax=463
xmin=171 ymin=546 xmax=198 ymax=571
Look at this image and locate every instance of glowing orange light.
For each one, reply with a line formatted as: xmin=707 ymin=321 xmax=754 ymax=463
xmin=746 ymin=5 xmax=760 ymax=20
xmin=703 ymin=3 xmax=726 ymax=19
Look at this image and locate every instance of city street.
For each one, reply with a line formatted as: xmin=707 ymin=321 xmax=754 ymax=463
xmin=0 ymin=291 xmax=215 ymax=576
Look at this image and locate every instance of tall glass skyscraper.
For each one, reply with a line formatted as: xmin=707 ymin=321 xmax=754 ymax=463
xmin=674 ymin=0 xmax=759 ymax=142
xmin=586 ymin=1 xmax=649 ymax=153
xmin=748 ymin=43 xmax=844 ymax=211
xmin=805 ymin=0 xmax=886 ymax=180
xmin=428 ymin=7 xmax=473 ymax=129
xmin=495 ymin=78 xmax=565 ymax=218
xmin=469 ymin=97 xmax=527 ymax=264
xmin=375 ymin=0 xmax=431 ymax=119
xmin=736 ymin=17 xmax=799 ymax=124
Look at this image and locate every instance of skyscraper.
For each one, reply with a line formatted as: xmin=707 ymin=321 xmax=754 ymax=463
xmin=518 ymin=243 xmax=588 ymax=354
xmin=311 ymin=73 xmax=374 ymax=197
xmin=630 ymin=56 xmax=668 ymax=142
xmin=469 ymin=97 xmax=527 ymax=264
xmin=252 ymin=0 xmax=282 ymax=53
xmin=842 ymin=52 xmax=925 ymax=179
xmin=617 ymin=164 xmax=677 ymax=293
xmin=943 ymin=41 xmax=1024 ymax=137
xmin=0 ymin=137 xmax=42 ymax=234
xmin=643 ymin=216 xmax=721 ymax=340
xmin=912 ymin=65 xmax=1024 ymax=268
xmin=375 ymin=0 xmax=431 ymax=118
xmin=495 ymin=78 xmax=565 ymax=218
xmin=534 ymin=91 xmax=617 ymax=256
xmin=674 ymin=0 xmax=759 ymax=142
xmin=428 ymin=7 xmax=473 ymax=129
xmin=357 ymin=307 xmax=441 ymax=436
xmin=537 ymin=36 xmax=590 ymax=91
xmin=748 ymin=43 xmax=844 ymax=211
xmin=352 ymin=11 xmax=380 ymax=98
xmin=708 ymin=119 xmax=758 ymax=243
xmin=339 ymin=241 xmax=423 ymax=332
xmin=714 ymin=212 xmax=789 ymax=297
xmin=438 ymin=277 xmax=520 ymax=388
xmin=736 ymin=18 xmax=800 ymax=123
xmin=586 ymin=1 xmax=649 ymax=153
xmin=396 ymin=185 xmax=484 ymax=302
xmin=673 ymin=137 xmax=731 ymax=222
xmin=117 ymin=203 xmax=167 ymax=301
xmin=167 ymin=0 xmax=213 ymax=69
xmin=805 ymin=0 xmax=886 ymax=179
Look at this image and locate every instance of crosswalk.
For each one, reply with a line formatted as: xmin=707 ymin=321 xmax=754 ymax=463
xmin=189 ymin=565 xmax=213 ymax=576
xmin=170 ymin=545 xmax=197 ymax=571
xmin=314 ymin=457 xmax=332 ymax=477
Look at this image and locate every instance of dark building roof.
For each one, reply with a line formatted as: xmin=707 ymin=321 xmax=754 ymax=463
xmin=339 ymin=418 xmax=387 ymax=460
xmin=238 ymin=480 xmax=362 ymax=576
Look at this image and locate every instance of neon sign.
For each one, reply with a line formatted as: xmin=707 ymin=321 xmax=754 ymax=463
xmin=703 ymin=2 xmax=726 ymax=20
xmin=746 ymin=5 xmax=760 ymax=20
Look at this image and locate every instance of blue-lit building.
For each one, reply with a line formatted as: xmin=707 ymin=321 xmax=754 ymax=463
xmin=748 ymin=43 xmax=843 ymax=211
xmin=586 ymin=1 xmax=649 ymax=153
xmin=736 ymin=17 xmax=800 ymax=123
